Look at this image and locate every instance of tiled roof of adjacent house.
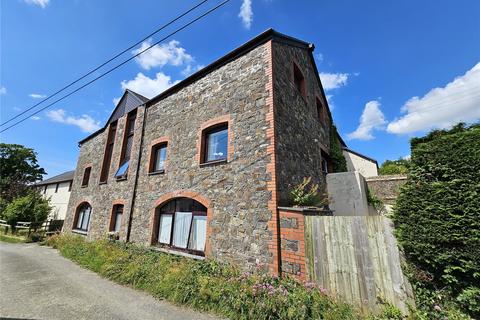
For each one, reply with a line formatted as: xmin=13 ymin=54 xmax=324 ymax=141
xmin=35 ymin=170 xmax=75 ymax=186
xmin=78 ymin=28 xmax=337 ymax=146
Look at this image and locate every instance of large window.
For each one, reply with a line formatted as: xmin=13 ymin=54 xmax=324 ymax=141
xmin=293 ymin=62 xmax=306 ymax=99
xmin=149 ymin=143 xmax=167 ymax=173
xmin=116 ymin=111 xmax=136 ymax=180
xmin=201 ymin=124 xmax=228 ymax=164
xmin=155 ymin=198 xmax=207 ymax=256
xmin=110 ymin=204 xmax=123 ymax=232
xmin=74 ymin=203 xmax=92 ymax=232
xmin=81 ymin=167 xmax=91 ymax=187
xmin=100 ymin=121 xmax=117 ymax=183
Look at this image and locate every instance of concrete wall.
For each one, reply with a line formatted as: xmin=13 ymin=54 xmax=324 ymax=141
xmin=326 ymin=171 xmax=372 ymax=216
xmin=39 ymin=181 xmax=71 ymax=220
xmin=343 ymin=150 xmax=378 ymax=177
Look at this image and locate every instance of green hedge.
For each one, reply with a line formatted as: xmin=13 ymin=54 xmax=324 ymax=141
xmin=393 ymin=123 xmax=480 ymax=318
xmin=46 ymin=234 xmax=401 ymax=320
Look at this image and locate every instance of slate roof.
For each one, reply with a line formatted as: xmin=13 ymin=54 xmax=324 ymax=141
xmin=36 ymin=170 xmax=75 ymax=186
xmin=78 ymin=29 xmax=335 ymax=146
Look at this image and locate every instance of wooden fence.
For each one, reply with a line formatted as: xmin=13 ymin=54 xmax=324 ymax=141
xmin=304 ymin=215 xmax=414 ymax=314
xmin=0 ymin=219 xmax=64 ymax=236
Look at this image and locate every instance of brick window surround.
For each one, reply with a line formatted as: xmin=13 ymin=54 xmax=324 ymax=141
xmin=196 ymin=115 xmax=233 ymax=166
xmin=292 ymin=61 xmax=306 ymax=99
xmin=81 ymin=165 xmax=92 ymax=187
xmin=147 ymin=136 xmax=169 ymax=174
xmin=99 ymin=121 xmax=118 ymax=184
xmin=72 ymin=201 xmax=92 ymax=233
xmin=109 ymin=199 xmax=126 ymax=233
xmin=149 ymin=190 xmax=213 ymax=257
xmin=316 ymin=97 xmax=326 ymax=124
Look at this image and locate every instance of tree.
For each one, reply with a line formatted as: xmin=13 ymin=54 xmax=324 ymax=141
xmin=0 ymin=143 xmax=46 ymax=202
xmin=2 ymin=191 xmax=52 ymax=228
xmin=378 ymin=158 xmax=410 ymax=175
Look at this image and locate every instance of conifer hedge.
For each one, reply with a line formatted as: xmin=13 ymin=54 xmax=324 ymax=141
xmin=393 ymin=123 xmax=480 ymax=317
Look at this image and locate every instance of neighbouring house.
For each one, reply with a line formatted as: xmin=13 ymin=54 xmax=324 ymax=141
xmin=36 ymin=170 xmax=74 ymax=220
xmin=64 ymin=29 xmax=375 ymax=275
xmin=343 ymin=147 xmax=378 ymax=177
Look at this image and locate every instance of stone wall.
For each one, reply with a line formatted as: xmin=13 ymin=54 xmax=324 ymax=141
xmin=130 ymin=44 xmax=274 ymax=268
xmin=65 ymin=106 xmax=146 ymax=241
xmin=272 ymin=41 xmax=330 ymax=204
xmin=366 ymin=175 xmax=407 ymax=205
xmin=278 ymin=208 xmax=307 ymax=280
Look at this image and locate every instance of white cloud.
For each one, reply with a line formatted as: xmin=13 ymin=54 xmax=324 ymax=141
xmin=31 ymin=116 xmax=41 ymax=121
xmin=120 ymin=72 xmax=179 ymax=99
xmin=319 ymin=72 xmax=349 ymax=91
xmin=23 ymin=0 xmax=49 ymax=8
xmin=0 ymin=86 xmax=6 ymax=95
xmin=238 ymin=0 xmax=253 ymax=29
xmin=29 ymin=93 xmax=47 ymax=99
xmin=46 ymin=109 xmax=101 ymax=133
xmin=387 ymin=62 xmax=480 ymax=134
xmin=133 ymin=39 xmax=193 ymax=70
xmin=112 ymin=97 xmax=121 ymax=106
xmin=347 ymin=100 xmax=387 ymax=140
xmin=315 ymin=53 xmax=324 ymax=62
xmin=181 ymin=64 xmax=205 ymax=77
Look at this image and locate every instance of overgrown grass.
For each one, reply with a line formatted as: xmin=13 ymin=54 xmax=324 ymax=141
xmin=0 ymin=233 xmax=25 ymax=243
xmin=46 ymin=234 xmax=403 ymax=320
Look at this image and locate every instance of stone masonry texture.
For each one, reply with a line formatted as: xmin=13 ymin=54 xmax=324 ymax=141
xmin=65 ymin=33 xmax=333 ymax=274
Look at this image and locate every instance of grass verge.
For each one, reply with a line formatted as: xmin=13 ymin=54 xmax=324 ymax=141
xmin=0 ymin=233 xmax=26 ymax=243
xmin=46 ymin=234 xmax=405 ymax=320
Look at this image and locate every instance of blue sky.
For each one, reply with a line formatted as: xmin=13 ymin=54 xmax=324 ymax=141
xmin=1 ymin=0 xmax=479 ymax=177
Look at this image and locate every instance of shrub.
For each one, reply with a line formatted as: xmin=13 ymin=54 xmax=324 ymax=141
xmin=290 ymin=177 xmax=325 ymax=207
xmin=47 ymin=234 xmax=370 ymax=320
xmin=378 ymin=159 xmax=410 ymax=175
xmin=3 ymin=192 xmax=52 ymax=228
xmin=329 ymin=124 xmax=347 ymax=173
xmin=393 ymin=123 xmax=480 ymax=318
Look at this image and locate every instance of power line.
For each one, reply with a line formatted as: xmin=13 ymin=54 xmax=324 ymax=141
xmin=0 ymin=0 xmax=209 ymax=127
xmin=1 ymin=0 xmax=231 ymax=133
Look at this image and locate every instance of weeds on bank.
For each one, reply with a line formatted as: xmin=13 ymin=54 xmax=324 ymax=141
xmin=47 ymin=234 xmax=404 ymax=320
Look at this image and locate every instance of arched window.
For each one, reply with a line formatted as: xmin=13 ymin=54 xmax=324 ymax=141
xmin=154 ymin=198 xmax=207 ymax=256
xmin=74 ymin=202 xmax=92 ymax=232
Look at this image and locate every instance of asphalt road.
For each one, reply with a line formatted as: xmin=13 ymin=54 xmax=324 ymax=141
xmin=0 ymin=242 xmax=218 ymax=320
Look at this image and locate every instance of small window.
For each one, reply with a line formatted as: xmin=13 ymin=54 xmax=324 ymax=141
xmin=68 ymin=181 xmax=72 ymax=192
xmin=55 ymin=183 xmax=59 ymax=193
xmin=43 ymin=185 xmax=47 ymax=194
xmin=74 ymin=203 xmax=92 ymax=232
xmin=321 ymin=151 xmax=331 ymax=175
xmin=316 ymin=98 xmax=325 ymax=123
xmin=115 ymin=160 xmax=129 ymax=180
xmin=150 ymin=143 xmax=167 ymax=173
xmin=293 ymin=63 xmax=306 ymax=99
xmin=155 ymin=198 xmax=207 ymax=256
xmin=110 ymin=204 xmax=124 ymax=232
xmin=202 ymin=124 xmax=228 ymax=163
xmin=81 ymin=167 xmax=91 ymax=187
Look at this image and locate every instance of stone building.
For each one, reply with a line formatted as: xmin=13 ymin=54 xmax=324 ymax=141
xmin=64 ymin=29 xmax=351 ymax=275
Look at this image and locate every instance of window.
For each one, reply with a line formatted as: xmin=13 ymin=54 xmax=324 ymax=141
xmin=150 ymin=143 xmax=167 ymax=173
xmin=321 ymin=150 xmax=331 ymax=175
xmin=117 ymin=111 xmax=136 ymax=180
xmin=110 ymin=204 xmax=124 ymax=232
xmin=81 ymin=167 xmax=91 ymax=187
xmin=43 ymin=185 xmax=47 ymax=194
xmin=316 ymin=98 xmax=325 ymax=123
xmin=74 ymin=203 xmax=92 ymax=232
xmin=293 ymin=62 xmax=306 ymax=99
xmin=55 ymin=183 xmax=59 ymax=193
xmin=154 ymin=198 xmax=207 ymax=256
xmin=68 ymin=181 xmax=72 ymax=192
xmin=201 ymin=124 xmax=228 ymax=164
xmin=100 ymin=121 xmax=117 ymax=183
